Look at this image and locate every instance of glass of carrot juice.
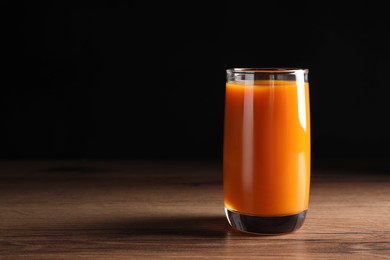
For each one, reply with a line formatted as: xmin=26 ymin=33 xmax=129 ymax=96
xmin=223 ymin=68 xmax=311 ymax=235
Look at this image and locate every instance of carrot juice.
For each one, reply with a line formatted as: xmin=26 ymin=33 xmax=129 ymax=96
xmin=223 ymin=68 xmax=310 ymax=234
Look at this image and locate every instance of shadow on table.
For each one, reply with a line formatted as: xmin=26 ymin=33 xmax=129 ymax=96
xmin=87 ymin=215 xmax=231 ymax=238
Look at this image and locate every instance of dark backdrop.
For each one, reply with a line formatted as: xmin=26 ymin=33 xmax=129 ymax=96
xmin=1 ymin=1 xmax=389 ymax=161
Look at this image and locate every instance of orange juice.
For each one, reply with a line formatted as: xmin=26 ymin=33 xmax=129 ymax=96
xmin=223 ymin=79 xmax=310 ymax=217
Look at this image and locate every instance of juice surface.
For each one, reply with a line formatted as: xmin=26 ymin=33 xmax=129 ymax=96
xmin=223 ymin=80 xmax=311 ymax=216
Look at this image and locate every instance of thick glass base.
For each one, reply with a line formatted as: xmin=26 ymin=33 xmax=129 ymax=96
xmin=225 ymin=208 xmax=307 ymax=235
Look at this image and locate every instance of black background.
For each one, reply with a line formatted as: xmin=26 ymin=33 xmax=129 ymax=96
xmin=1 ymin=1 xmax=390 ymax=163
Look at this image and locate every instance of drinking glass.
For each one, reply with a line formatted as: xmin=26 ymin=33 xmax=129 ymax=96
xmin=223 ymin=68 xmax=311 ymax=234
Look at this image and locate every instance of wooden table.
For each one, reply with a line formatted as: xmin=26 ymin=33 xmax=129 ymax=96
xmin=0 ymin=160 xmax=389 ymax=259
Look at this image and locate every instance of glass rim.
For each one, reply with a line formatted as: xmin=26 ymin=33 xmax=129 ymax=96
xmin=227 ymin=68 xmax=309 ymax=74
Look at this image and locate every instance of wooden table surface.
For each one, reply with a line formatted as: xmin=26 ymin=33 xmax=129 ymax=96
xmin=0 ymin=160 xmax=389 ymax=259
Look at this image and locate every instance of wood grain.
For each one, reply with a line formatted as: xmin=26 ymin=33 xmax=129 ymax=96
xmin=0 ymin=160 xmax=389 ymax=259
